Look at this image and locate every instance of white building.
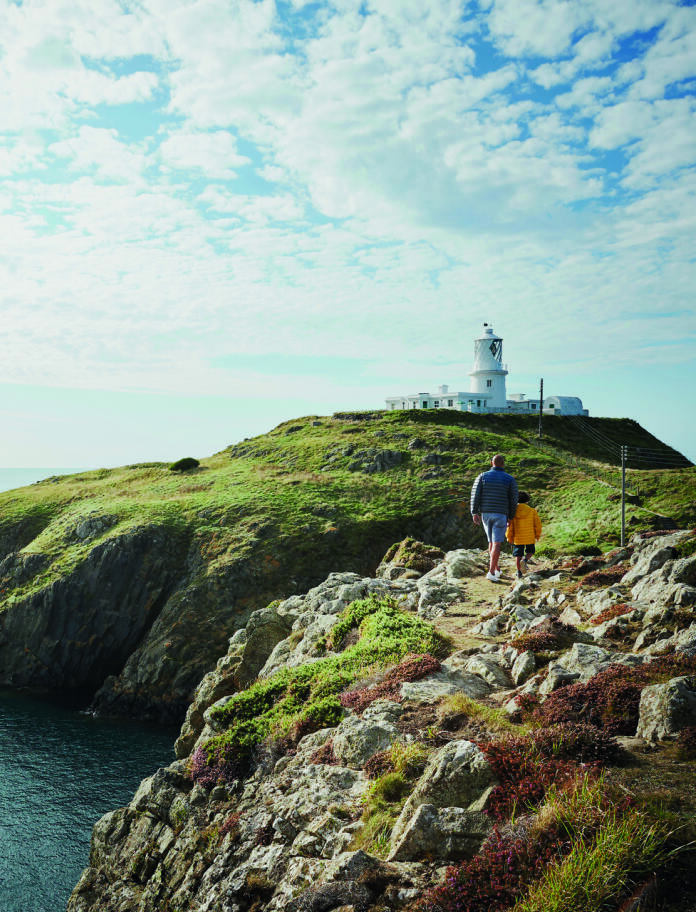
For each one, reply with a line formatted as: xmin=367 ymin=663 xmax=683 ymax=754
xmin=385 ymin=324 xmax=588 ymax=416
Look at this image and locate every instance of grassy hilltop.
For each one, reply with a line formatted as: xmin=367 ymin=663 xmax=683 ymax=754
xmin=1 ymin=409 xmax=692 ymax=571
xmin=0 ymin=409 xmax=693 ymax=720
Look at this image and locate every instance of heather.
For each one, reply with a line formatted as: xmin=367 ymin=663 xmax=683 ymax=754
xmin=417 ymin=776 xmax=621 ymax=912
xmin=517 ymin=655 xmax=696 ymax=734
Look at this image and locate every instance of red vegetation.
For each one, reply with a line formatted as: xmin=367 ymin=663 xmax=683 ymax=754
xmin=340 ymin=653 xmax=441 ymax=714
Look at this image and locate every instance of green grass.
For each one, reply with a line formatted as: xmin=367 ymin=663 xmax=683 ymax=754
xmin=2 ymin=411 xmax=694 ymax=613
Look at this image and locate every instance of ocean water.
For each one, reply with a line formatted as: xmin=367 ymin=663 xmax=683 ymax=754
xmin=0 ymin=691 xmax=176 ymax=912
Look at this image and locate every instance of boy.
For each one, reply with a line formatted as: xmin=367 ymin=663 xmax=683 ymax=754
xmin=506 ymin=491 xmax=542 ymax=579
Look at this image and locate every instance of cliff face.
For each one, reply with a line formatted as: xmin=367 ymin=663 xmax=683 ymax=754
xmin=68 ymin=531 xmax=696 ymax=912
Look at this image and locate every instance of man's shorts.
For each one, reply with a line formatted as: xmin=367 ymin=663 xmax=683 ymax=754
xmin=512 ymin=543 xmax=536 ymax=558
xmin=481 ymin=513 xmax=508 ymax=544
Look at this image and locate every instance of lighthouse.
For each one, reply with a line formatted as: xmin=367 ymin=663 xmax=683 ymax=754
xmin=384 ymin=322 xmax=588 ymax=415
xmin=469 ymin=323 xmax=508 ymax=409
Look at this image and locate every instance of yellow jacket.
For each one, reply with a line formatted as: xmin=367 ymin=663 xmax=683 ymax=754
xmin=506 ymin=503 xmax=542 ymax=545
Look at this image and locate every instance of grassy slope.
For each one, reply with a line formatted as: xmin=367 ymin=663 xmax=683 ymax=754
xmin=1 ymin=412 xmax=694 ymax=600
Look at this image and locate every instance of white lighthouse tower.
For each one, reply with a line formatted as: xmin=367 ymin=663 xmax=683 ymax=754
xmin=469 ymin=323 xmax=508 ymax=409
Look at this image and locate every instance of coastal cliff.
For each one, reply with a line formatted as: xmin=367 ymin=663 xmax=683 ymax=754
xmin=68 ymin=530 xmax=696 ymax=912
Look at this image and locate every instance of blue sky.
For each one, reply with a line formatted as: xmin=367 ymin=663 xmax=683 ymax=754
xmin=1 ymin=0 xmax=694 ymax=468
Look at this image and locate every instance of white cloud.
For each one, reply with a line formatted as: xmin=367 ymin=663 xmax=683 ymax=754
xmin=0 ymin=0 xmax=694 ymax=464
xmin=49 ymin=127 xmax=149 ymax=181
xmin=159 ymin=130 xmax=251 ymax=179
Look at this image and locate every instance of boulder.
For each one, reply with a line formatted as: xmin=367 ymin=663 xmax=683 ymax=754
xmin=388 ymin=740 xmax=496 ymax=862
xmin=332 ymin=715 xmax=401 ymax=768
xmin=636 ymin=676 xmax=696 ymax=741
xmin=387 ymin=803 xmax=491 ymax=863
xmin=511 ymin=650 xmax=536 ymax=685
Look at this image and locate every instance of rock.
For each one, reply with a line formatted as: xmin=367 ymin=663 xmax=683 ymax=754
xmin=332 ymin=715 xmax=401 ymax=768
xmin=444 ymin=550 xmax=488 ymax=579
xmin=176 ymin=602 xmax=295 ymax=757
xmin=559 ymin=606 xmax=583 ymax=626
xmin=463 ymin=654 xmax=512 ymax=690
xmin=636 ymin=676 xmax=696 ymax=741
xmin=388 ymin=741 xmax=495 ymax=862
xmin=386 ymin=803 xmax=491 ymax=863
xmin=539 ymin=643 xmax=646 ymax=695
xmin=511 ymin=650 xmax=536 ymax=685
xmin=400 ymin=659 xmax=491 ymax=703
xmin=622 ymin=545 xmax=679 ymax=586
xmin=471 ymin=615 xmax=506 ymax=637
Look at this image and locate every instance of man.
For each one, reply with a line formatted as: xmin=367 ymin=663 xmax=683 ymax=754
xmin=470 ymin=454 xmax=518 ymax=583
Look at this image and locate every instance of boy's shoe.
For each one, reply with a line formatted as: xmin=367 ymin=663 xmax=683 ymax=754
xmin=516 ymin=570 xmax=524 ymax=579
xmin=494 ymin=569 xmax=502 ymax=577
xmin=486 ymin=572 xmax=501 ymax=583
xmin=525 ymin=557 xmax=536 ymax=566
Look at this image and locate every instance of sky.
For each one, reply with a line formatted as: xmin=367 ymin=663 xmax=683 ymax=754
xmin=1 ymin=0 xmax=695 ymax=470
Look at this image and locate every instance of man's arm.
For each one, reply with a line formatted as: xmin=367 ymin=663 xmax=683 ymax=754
xmin=470 ymin=474 xmax=482 ymax=517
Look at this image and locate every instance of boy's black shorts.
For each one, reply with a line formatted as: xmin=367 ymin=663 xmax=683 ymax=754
xmin=512 ymin=543 xmax=536 ymax=557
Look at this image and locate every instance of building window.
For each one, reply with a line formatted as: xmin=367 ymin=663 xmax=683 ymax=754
xmin=549 ymin=403 xmax=555 ymax=408
xmin=422 ymin=401 xmax=428 ymax=408
xmin=477 ymin=400 xmax=481 ymax=407
xmin=448 ymin=399 xmax=453 ymax=407
xmin=531 ymin=403 xmax=536 ymax=409
xmin=433 ymin=400 xmax=439 ymax=407
xmin=486 ymin=380 xmax=492 ymax=388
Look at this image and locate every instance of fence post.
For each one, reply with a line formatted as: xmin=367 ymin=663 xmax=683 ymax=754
xmin=621 ymin=446 xmax=627 ymax=547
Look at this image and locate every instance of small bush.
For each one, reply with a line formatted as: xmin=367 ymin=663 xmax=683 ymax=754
xmin=219 ymin=812 xmax=243 ymax=840
xmin=380 ymin=537 xmax=445 ymax=574
xmin=364 ymin=750 xmax=394 ymax=779
xmin=309 ymin=739 xmax=338 ymax=766
xmin=581 ymin=563 xmax=630 ymax=587
xmin=524 ymin=654 xmax=696 ymax=734
xmin=418 ymin=822 xmax=568 ymax=912
xmin=509 ymin=620 xmax=578 ymax=656
xmin=529 ymin=723 xmax=622 ymax=764
xmin=590 ymin=603 xmax=633 ymax=626
xmin=188 ymin=743 xmax=242 ymax=788
xmin=169 ymin=456 xmax=200 ymax=472
xmin=340 ymin=653 xmax=441 ymax=713
xmin=479 ymin=737 xmax=579 ymax=821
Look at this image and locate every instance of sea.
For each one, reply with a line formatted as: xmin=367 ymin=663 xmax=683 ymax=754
xmin=0 ymin=469 xmax=177 ymax=911
xmin=0 ymin=691 xmax=176 ymax=912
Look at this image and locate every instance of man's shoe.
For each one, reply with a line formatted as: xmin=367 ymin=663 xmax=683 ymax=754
xmin=486 ymin=572 xmax=501 ymax=583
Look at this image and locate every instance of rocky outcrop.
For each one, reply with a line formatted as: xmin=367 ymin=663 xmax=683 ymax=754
xmin=68 ymin=530 xmax=696 ymax=912
xmin=388 ymin=740 xmax=496 ymax=862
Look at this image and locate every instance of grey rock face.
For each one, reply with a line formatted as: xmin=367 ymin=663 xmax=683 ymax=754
xmin=637 ymin=676 xmax=696 ymax=741
xmin=388 ymin=740 xmax=495 ymax=862
xmin=511 ymin=650 xmax=536 ymax=685
xmin=331 ymin=715 xmax=401 ymax=768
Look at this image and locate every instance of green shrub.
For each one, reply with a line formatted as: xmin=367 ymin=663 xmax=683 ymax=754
xmin=202 ymin=595 xmax=451 ymax=777
xmin=169 ymin=457 xmax=200 ymax=472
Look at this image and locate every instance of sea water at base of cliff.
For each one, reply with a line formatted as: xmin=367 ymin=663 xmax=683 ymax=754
xmin=0 ymin=689 xmax=175 ymax=912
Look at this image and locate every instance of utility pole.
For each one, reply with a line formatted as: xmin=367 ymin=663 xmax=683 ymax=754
xmin=621 ymin=445 xmax=627 ymax=547
xmin=538 ymin=378 xmax=544 ymax=438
